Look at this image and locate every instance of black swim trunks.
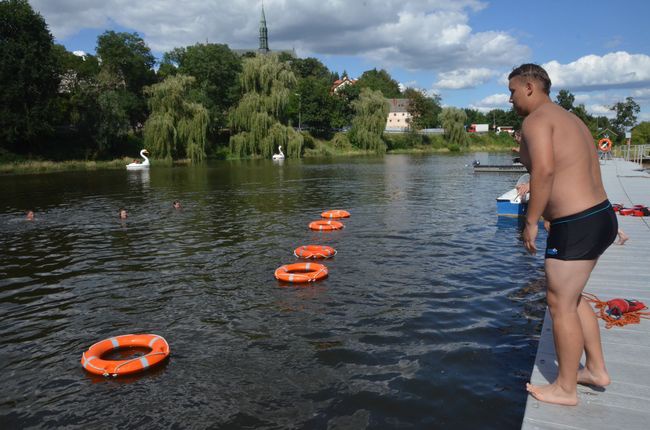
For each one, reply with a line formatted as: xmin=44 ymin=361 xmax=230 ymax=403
xmin=545 ymin=200 xmax=618 ymax=260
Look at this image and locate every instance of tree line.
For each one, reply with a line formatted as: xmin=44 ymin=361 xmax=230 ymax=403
xmin=1 ymin=0 xmax=644 ymax=163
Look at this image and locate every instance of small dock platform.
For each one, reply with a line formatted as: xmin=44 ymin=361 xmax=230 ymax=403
xmin=473 ymin=164 xmax=528 ymax=173
xmin=521 ymin=159 xmax=650 ymax=429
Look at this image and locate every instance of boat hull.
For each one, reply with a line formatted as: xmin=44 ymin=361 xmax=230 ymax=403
xmin=496 ymin=188 xmax=528 ymax=217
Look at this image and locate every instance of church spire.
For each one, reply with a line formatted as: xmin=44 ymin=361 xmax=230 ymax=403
xmin=259 ymin=3 xmax=269 ymax=54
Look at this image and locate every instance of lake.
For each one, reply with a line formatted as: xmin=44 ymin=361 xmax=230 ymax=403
xmin=0 ymin=154 xmax=547 ymax=429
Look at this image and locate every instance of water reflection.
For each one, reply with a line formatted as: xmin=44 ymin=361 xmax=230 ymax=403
xmin=0 ymin=154 xmax=546 ymax=428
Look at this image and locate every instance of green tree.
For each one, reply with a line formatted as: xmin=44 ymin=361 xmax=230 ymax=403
xmin=356 ymin=68 xmax=401 ymax=98
xmin=463 ymin=108 xmax=489 ymax=126
xmin=555 ymin=89 xmax=575 ymax=111
xmin=50 ymin=45 xmax=102 ymax=157
xmin=95 ymin=90 xmax=131 ymax=156
xmin=439 ymin=107 xmax=468 ymax=148
xmin=611 ymin=97 xmax=640 ymax=135
xmin=170 ymin=43 xmax=242 ymax=133
xmin=288 ymin=57 xmax=333 ymax=81
xmin=631 ymin=122 xmax=650 ymax=145
xmin=349 ymin=87 xmax=389 ymax=153
xmin=96 ymin=31 xmax=156 ymax=132
xmin=143 ymin=75 xmax=209 ymax=163
xmin=0 ymin=0 xmax=60 ymax=153
xmin=229 ymin=54 xmax=303 ymax=158
xmin=572 ymin=104 xmax=594 ymax=129
xmin=291 ymin=77 xmax=334 ymax=132
xmin=403 ymin=88 xmax=442 ymax=130
xmin=96 ymin=31 xmax=156 ymax=93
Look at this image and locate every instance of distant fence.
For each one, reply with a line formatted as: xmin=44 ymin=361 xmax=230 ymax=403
xmin=612 ymin=144 xmax=650 ymax=165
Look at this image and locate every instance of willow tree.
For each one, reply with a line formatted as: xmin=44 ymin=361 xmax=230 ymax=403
xmin=349 ymin=87 xmax=389 ymax=154
xmin=439 ymin=107 xmax=468 ymax=148
xmin=143 ymin=74 xmax=208 ymax=163
xmin=229 ymin=54 xmax=303 ymax=158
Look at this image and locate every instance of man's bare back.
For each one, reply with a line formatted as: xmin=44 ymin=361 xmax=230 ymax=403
xmin=519 ymin=102 xmax=607 ymax=221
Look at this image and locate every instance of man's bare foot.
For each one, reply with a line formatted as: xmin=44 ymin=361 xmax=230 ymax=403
xmin=526 ymin=382 xmax=578 ymax=406
xmin=577 ymin=367 xmax=610 ymax=387
xmin=617 ymin=230 xmax=629 ymax=245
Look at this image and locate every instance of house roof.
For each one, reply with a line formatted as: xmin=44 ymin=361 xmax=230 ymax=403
xmin=387 ymin=98 xmax=410 ymax=113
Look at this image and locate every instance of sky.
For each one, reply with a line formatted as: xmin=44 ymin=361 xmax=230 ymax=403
xmin=30 ymin=0 xmax=650 ymax=122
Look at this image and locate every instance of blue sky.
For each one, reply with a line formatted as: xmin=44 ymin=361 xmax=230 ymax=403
xmin=31 ymin=0 xmax=650 ymax=122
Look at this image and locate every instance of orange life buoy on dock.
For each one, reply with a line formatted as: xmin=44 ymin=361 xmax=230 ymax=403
xmin=294 ymin=245 xmax=337 ymax=259
xmin=598 ymin=138 xmax=612 ymax=152
xmin=309 ymin=220 xmax=344 ymax=231
xmin=274 ymin=262 xmax=328 ymax=283
xmin=81 ymin=334 xmax=170 ymax=377
xmin=321 ymin=209 xmax=350 ymax=219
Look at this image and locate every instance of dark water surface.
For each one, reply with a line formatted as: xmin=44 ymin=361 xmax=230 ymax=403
xmin=0 ymin=154 xmax=547 ymax=429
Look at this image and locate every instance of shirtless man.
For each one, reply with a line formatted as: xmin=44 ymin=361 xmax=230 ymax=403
xmin=508 ymin=64 xmax=618 ymax=406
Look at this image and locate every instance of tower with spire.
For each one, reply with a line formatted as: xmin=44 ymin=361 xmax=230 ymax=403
xmin=258 ymin=4 xmax=269 ymax=54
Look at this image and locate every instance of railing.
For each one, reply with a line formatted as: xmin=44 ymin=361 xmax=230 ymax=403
xmin=612 ymin=144 xmax=650 ymax=165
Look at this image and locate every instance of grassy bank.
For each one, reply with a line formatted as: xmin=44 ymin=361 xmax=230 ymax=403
xmin=0 ymin=158 xmax=136 ymax=175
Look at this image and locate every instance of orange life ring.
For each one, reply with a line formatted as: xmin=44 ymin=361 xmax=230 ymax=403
xmin=81 ymin=334 xmax=170 ymax=377
xmin=321 ymin=209 xmax=350 ymax=219
xmin=598 ymin=138 xmax=612 ymax=152
xmin=293 ymin=245 xmax=337 ymax=259
xmin=274 ymin=262 xmax=328 ymax=283
xmin=309 ymin=220 xmax=344 ymax=231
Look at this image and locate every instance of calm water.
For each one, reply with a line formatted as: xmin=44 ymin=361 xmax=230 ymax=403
xmin=0 ymin=154 xmax=547 ymax=429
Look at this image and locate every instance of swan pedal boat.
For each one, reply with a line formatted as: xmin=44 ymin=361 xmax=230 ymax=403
xmin=272 ymin=145 xmax=285 ymax=160
xmin=126 ymin=149 xmax=150 ymax=170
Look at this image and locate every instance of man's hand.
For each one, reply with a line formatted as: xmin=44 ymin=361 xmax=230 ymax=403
xmin=523 ymin=222 xmax=538 ymax=255
xmin=516 ymin=182 xmax=530 ymax=198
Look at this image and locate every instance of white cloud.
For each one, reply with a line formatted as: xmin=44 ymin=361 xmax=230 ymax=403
xmin=30 ymin=0 xmax=528 ymax=72
xmin=543 ymin=52 xmax=650 ymax=91
xmin=468 ymin=93 xmax=510 ymax=112
xmin=434 ymin=68 xmax=499 ymax=89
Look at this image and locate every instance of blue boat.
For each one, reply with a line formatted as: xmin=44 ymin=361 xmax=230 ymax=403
xmin=496 ymin=174 xmax=530 ymax=217
xmin=496 ymin=188 xmax=528 ymax=217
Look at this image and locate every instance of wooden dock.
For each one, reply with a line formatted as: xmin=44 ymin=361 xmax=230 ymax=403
xmin=474 ymin=164 xmax=528 ymax=173
xmin=521 ymin=159 xmax=650 ymax=429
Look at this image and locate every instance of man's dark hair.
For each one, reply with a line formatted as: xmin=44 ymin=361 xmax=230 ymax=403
xmin=508 ymin=64 xmax=551 ymax=95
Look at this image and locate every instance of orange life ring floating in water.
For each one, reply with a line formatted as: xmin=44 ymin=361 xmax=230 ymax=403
xmin=293 ymin=245 xmax=337 ymax=259
xmin=321 ymin=209 xmax=350 ymax=219
xmin=81 ymin=334 xmax=170 ymax=377
xmin=274 ymin=262 xmax=328 ymax=283
xmin=309 ymin=220 xmax=344 ymax=231
xmin=598 ymin=138 xmax=612 ymax=152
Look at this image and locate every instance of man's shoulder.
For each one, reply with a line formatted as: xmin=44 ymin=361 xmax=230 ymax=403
xmin=524 ymin=102 xmax=565 ymax=124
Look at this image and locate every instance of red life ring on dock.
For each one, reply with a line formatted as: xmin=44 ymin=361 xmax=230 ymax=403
xmin=598 ymin=138 xmax=612 ymax=152
xmin=274 ymin=262 xmax=328 ymax=283
xmin=321 ymin=210 xmax=350 ymax=219
xmin=81 ymin=334 xmax=170 ymax=377
xmin=309 ymin=220 xmax=344 ymax=231
xmin=293 ymin=245 xmax=337 ymax=259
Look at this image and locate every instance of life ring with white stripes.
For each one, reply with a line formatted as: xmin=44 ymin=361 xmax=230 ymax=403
xmin=309 ymin=220 xmax=344 ymax=231
xmin=274 ymin=262 xmax=328 ymax=283
xmin=321 ymin=209 xmax=350 ymax=219
xmin=598 ymin=138 xmax=612 ymax=152
xmin=293 ymin=245 xmax=337 ymax=259
xmin=81 ymin=334 xmax=170 ymax=377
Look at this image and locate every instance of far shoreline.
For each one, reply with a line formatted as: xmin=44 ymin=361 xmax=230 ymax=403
xmin=0 ymin=145 xmax=514 ymax=175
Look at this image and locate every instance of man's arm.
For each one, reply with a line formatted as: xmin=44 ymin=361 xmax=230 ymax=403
xmin=521 ymin=115 xmax=554 ymax=254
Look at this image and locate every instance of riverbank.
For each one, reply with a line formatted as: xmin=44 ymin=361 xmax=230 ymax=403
xmin=0 ymin=145 xmax=513 ymax=175
xmin=0 ymin=132 xmax=516 ymax=174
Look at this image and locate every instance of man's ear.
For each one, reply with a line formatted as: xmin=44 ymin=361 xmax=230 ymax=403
xmin=525 ymin=81 xmax=534 ymax=96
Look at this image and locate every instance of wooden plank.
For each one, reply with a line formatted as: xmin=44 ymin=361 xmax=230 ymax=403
xmin=521 ymin=159 xmax=650 ymax=429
